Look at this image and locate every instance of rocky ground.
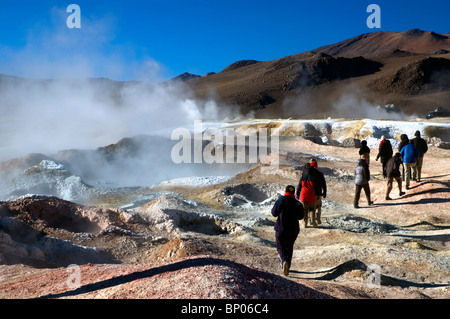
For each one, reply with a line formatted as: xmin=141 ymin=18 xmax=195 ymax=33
xmin=0 ymin=120 xmax=449 ymax=300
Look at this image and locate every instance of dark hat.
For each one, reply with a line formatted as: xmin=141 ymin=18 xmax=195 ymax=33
xmin=285 ymin=185 xmax=295 ymax=194
xmin=415 ymin=130 xmax=421 ymax=137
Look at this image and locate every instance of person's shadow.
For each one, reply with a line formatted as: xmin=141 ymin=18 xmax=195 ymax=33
xmin=288 ymin=259 xmax=450 ymax=288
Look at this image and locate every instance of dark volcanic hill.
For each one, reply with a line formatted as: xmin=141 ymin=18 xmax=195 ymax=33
xmin=184 ymin=29 xmax=450 ymax=118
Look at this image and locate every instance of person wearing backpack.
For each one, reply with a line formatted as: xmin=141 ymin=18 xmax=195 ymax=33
xmin=385 ymin=152 xmax=406 ymax=200
xmin=296 ymin=163 xmax=318 ymax=227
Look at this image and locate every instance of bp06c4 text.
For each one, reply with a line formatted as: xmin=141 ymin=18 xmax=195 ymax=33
xmin=226 ymin=303 xmax=269 ymax=314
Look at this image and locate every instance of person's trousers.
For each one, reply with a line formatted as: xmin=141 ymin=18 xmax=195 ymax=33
xmin=382 ymin=162 xmax=387 ymax=178
xmin=315 ymin=196 xmax=322 ymax=224
xmin=405 ymin=162 xmax=417 ymax=188
xmin=354 ymin=184 xmax=371 ymax=207
xmin=275 ymin=232 xmax=298 ymax=267
xmin=301 ymin=201 xmax=316 ymax=227
xmin=386 ymin=176 xmax=402 ymax=197
xmin=416 ymin=156 xmax=424 ymax=181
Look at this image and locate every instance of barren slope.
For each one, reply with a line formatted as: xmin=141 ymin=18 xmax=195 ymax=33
xmin=186 ymin=30 xmax=450 ymax=117
xmin=1 ymin=119 xmax=449 ymax=300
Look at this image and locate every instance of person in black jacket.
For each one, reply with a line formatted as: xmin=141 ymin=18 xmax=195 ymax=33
xmin=359 ymin=140 xmax=371 ymax=165
xmin=309 ymin=159 xmax=327 ymax=226
xmin=411 ymin=130 xmax=428 ymax=182
xmin=271 ymin=185 xmax=304 ymax=276
xmin=376 ymin=136 xmax=393 ymax=178
xmin=385 ymin=152 xmax=405 ymax=200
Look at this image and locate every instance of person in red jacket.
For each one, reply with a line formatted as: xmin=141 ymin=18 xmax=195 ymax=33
xmin=296 ymin=163 xmax=318 ymax=227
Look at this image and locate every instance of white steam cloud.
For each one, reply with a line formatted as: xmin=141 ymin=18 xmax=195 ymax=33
xmin=331 ymin=90 xmax=409 ymax=121
xmin=0 ymin=77 xmax=234 ymax=161
xmin=0 ymin=7 xmax=240 ymax=162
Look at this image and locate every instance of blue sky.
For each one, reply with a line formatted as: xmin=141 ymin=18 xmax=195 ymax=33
xmin=0 ymin=0 xmax=449 ymax=81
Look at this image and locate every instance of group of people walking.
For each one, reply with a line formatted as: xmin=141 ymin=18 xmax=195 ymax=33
xmin=355 ymin=130 xmax=428 ymax=207
xmin=271 ymin=130 xmax=428 ymax=276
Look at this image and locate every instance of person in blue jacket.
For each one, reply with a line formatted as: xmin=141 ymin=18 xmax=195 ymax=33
xmin=271 ymin=185 xmax=304 ymax=276
xmin=399 ymin=142 xmax=420 ymax=189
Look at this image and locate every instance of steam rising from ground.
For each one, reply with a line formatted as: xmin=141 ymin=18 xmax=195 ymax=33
xmin=331 ymin=91 xmax=409 ymax=120
xmin=0 ymin=76 xmax=250 ymax=196
xmin=0 ymin=7 xmax=248 ymax=192
xmin=0 ymin=6 xmax=244 ymax=168
xmin=0 ymin=77 xmax=235 ymax=162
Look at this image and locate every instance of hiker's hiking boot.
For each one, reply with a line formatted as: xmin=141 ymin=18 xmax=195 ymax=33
xmin=283 ymin=262 xmax=289 ymax=276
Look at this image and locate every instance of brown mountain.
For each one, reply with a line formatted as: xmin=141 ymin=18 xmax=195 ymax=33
xmin=315 ymin=29 xmax=450 ymax=57
xmin=184 ymin=29 xmax=450 ymax=119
